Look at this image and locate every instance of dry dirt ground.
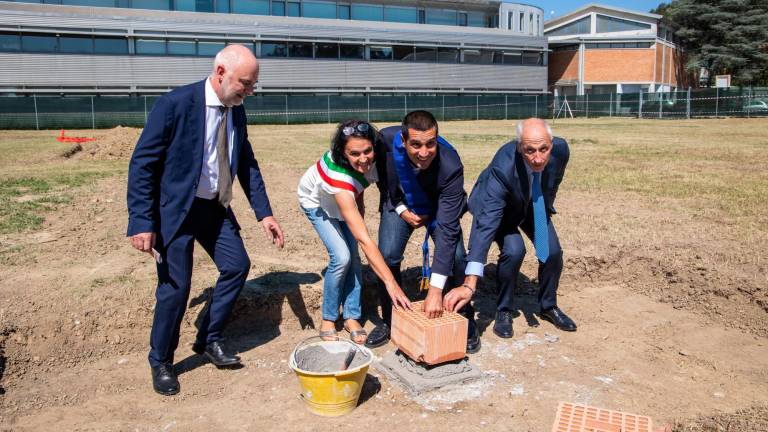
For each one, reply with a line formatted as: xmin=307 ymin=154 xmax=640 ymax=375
xmin=0 ymin=118 xmax=766 ymax=431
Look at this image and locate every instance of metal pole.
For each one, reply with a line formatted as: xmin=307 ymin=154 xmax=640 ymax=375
xmin=367 ymin=93 xmax=370 ymax=122
xmin=285 ymin=94 xmax=289 ymax=125
xmin=638 ymin=91 xmax=643 ymax=119
xmin=609 ymin=93 xmax=613 ymax=117
xmin=33 ymin=94 xmax=39 ymax=131
xmin=535 ymin=95 xmax=538 ymax=117
xmin=505 ymin=95 xmax=508 ymax=120
xmin=441 ymin=95 xmax=445 ymax=121
xmin=659 ymin=91 xmax=663 ymax=119
xmin=476 ymin=95 xmax=479 ymax=120
xmin=144 ymin=95 xmax=148 ymax=124
xmin=686 ymin=87 xmax=691 ymax=119
xmin=327 ymin=94 xmax=330 ymax=124
xmin=715 ymin=87 xmax=719 ymax=118
xmin=404 ymin=94 xmax=407 ymax=116
xmin=585 ymin=93 xmax=589 ymax=118
xmin=91 ymin=95 xmax=95 ymax=129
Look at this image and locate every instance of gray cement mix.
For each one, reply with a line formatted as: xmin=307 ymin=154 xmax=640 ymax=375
xmin=375 ymin=350 xmax=483 ymax=393
xmin=294 ymin=345 xmax=370 ymax=373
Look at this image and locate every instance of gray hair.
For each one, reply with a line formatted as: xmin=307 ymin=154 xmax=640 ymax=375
xmin=212 ymin=44 xmax=254 ymax=72
xmin=516 ymin=119 xmax=553 ymax=142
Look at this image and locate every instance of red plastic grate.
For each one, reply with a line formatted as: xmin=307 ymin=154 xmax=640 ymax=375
xmin=552 ymin=402 xmax=653 ymax=432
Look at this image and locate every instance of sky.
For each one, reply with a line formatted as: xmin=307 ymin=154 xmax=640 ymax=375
xmin=507 ymin=0 xmax=664 ymax=19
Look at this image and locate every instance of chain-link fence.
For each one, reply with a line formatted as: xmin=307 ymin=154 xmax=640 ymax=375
xmin=1 ymin=87 xmax=766 ymax=129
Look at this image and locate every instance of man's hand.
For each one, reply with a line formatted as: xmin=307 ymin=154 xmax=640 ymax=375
xmin=130 ymin=232 xmax=156 ymax=256
xmin=261 ymin=216 xmax=285 ymax=249
xmin=423 ymin=287 xmax=444 ymax=319
xmin=443 ymin=285 xmax=474 ymax=313
xmin=400 ymin=210 xmax=430 ymax=228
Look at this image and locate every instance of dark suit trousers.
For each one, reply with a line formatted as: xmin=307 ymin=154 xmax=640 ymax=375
xmin=495 ymin=208 xmax=563 ymax=312
xmin=148 ymin=197 xmax=251 ymax=368
xmin=376 ymin=208 xmax=470 ymax=326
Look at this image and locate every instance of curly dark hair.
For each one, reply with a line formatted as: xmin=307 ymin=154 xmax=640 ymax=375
xmin=330 ymin=119 xmax=379 ymax=171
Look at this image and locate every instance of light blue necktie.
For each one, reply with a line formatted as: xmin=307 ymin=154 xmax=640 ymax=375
xmin=531 ymin=171 xmax=549 ymax=263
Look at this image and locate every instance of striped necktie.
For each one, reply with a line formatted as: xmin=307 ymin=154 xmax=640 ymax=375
xmin=531 ymin=171 xmax=549 ymax=263
xmin=216 ymin=106 xmax=232 ymax=208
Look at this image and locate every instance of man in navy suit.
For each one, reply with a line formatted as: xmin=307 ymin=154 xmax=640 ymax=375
xmin=444 ymin=118 xmax=576 ymax=339
xmin=365 ymin=110 xmax=480 ymax=354
xmin=127 ymin=45 xmax=284 ymax=396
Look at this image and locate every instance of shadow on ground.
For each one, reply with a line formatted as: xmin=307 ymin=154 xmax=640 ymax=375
xmin=175 ymin=271 xmax=321 ymax=375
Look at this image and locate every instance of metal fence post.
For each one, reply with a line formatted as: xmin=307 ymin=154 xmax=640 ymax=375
xmin=715 ymin=87 xmax=719 ymax=118
xmin=367 ymin=93 xmax=370 ymax=122
xmin=535 ymin=95 xmax=538 ymax=117
xmin=659 ymin=92 xmax=663 ymax=119
xmin=638 ymin=92 xmax=643 ymax=119
xmin=585 ymin=93 xmax=589 ymax=118
xmin=33 ymin=94 xmax=40 ymax=130
xmin=476 ymin=95 xmax=479 ymax=120
xmin=327 ymin=94 xmax=331 ymax=124
xmin=441 ymin=95 xmax=445 ymax=121
xmin=505 ymin=95 xmax=508 ymax=120
xmin=91 ymin=95 xmax=95 ymax=129
xmin=609 ymin=93 xmax=613 ymax=117
xmin=404 ymin=94 xmax=407 ymax=116
xmin=686 ymin=87 xmax=691 ymax=119
xmin=285 ymin=94 xmax=289 ymax=125
xmin=144 ymin=95 xmax=148 ymax=124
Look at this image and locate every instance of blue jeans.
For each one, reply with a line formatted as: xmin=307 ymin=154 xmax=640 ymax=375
xmin=376 ymin=208 xmax=469 ymax=325
xmin=301 ymin=206 xmax=362 ymax=321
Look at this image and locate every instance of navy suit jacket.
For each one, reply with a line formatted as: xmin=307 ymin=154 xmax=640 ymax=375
xmin=466 ymin=137 xmax=569 ymax=266
xmin=126 ymin=79 xmax=273 ymax=246
xmin=377 ymin=125 xmax=467 ymax=277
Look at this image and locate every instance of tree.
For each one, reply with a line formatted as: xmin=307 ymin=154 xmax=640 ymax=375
xmin=661 ymin=0 xmax=768 ymax=86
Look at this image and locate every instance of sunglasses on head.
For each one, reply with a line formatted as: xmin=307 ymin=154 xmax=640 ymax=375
xmin=342 ymin=122 xmax=371 ymax=136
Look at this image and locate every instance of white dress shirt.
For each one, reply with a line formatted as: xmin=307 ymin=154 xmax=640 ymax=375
xmin=465 ymin=156 xmax=534 ymax=278
xmin=196 ymin=77 xmax=235 ymax=199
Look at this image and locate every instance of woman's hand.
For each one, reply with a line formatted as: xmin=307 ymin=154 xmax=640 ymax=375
xmin=385 ymin=280 xmax=412 ymax=311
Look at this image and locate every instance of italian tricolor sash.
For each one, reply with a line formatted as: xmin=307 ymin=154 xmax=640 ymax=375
xmin=316 ymin=151 xmax=369 ymax=196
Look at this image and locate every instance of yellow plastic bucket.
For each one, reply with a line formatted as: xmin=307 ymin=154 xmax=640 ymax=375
xmin=289 ymin=336 xmax=373 ymax=417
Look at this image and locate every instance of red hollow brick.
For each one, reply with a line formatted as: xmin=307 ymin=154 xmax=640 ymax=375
xmin=390 ymin=301 xmax=468 ymax=365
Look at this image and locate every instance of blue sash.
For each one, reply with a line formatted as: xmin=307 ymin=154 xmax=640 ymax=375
xmin=391 ymin=133 xmax=455 ymax=289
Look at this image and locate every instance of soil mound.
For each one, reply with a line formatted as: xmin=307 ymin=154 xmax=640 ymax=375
xmin=74 ymin=126 xmax=141 ymax=161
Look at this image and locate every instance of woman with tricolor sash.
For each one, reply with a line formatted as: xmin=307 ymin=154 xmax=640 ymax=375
xmin=297 ymin=119 xmax=412 ymax=344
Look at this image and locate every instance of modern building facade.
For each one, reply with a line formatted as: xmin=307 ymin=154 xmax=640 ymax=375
xmin=0 ymin=0 xmax=548 ymax=95
xmin=545 ymin=3 xmax=685 ymax=96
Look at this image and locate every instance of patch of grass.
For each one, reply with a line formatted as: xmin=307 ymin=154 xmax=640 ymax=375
xmin=0 ymin=171 xmax=107 ymax=234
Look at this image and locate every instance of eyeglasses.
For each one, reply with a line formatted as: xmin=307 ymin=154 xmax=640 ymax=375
xmin=342 ymin=122 xmax=371 ymax=136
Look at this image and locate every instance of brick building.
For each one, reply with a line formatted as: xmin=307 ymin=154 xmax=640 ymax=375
xmin=545 ymin=3 xmax=686 ymax=96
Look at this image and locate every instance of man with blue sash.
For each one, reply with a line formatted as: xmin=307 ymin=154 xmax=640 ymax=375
xmin=366 ymin=110 xmax=480 ymax=354
xmin=444 ymin=118 xmax=576 ymax=340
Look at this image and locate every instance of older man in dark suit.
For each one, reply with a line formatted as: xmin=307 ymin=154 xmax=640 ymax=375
xmin=127 ymin=45 xmax=284 ymax=396
xmin=365 ymin=110 xmax=480 ymax=354
xmin=444 ymin=118 xmax=575 ymax=339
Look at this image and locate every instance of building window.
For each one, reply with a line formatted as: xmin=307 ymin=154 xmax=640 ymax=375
xmin=22 ymin=34 xmax=57 ymax=53
xmin=94 ymin=37 xmax=128 ymax=54
xmin=215 ymin=0 xmax=230 ymax=13
xmin=546 ymin=16 xmax=591 ymax=36
xmin=59 ymin=35 xmax=94 ymax=54
xmin=232 ymin=0 xmax=268 ymax=15
xmin=503 ymin=50 xmax=522 ymax=65
xmin=508 ymin=12 xmax=513 ymax=30
xmin=132 ymin=0 xmax=170 ymax=10
xmin=522 ymin=51 xmax=541 ymax=65
xmin=519 ymin=12 xmax=524 ymax=32
xmin=303 ymin=1 xmax=336 ymax=19
xmin=271 ymin=0 xmax=285 ymax=15
xmin=0 ymin=33 xmax=21 ymax=52
xmin=414 ymin=46 xmax=437 ymax=62
xmin=135 ymin=39 xmax=166 ymax=55
xmin=463 ymin=49 xmax=493 ymax=64
xmin=288 ymin=41 xmax=312 ymax=57
xmin=467 ymin=12 xmax=484 ymax=28
xmin=458 ymin=12 xmax=467 ymax=27
xmin=286 ymin=1 xmax=299 ymax=16
xmin=393 ymin=45 xmax=414 ymax=61
xmin=596 ymin=14 xmax=651 ymax=33
xmin=384 ymin=6 xmax=418 ymax=23
xmin=427 ymin=8 xmax=457 ymax=26
xmin=418 ymin=9 xmax=425 ymax=24
xmin=198 ymin=40 xmax=226 ymax=56
xmin=338 ymin=4 xmax=350 ymax=19
xmin=529 ymin=13 xmax=533 ymax=34
xmin=314 ymin=42 xmax=338 ymax=58
xmin=351 ymin=4 xmax=383 ymax=21
xmin=167 ymin=39 xmax=196 ymax=55
xmin=437 ymin=47 xmax=459 ymax=63
xmin=62 ymin=0 xmax=119 ymax=6
xmin=261 ymin=41 xmax=287 ymax=57
xmin=340 ymin=44 xmax=363 ymax=59
xmin=536 ymin=14 xmax=540 ymax=35
xmin=369 ymin=45 xmax=392 ymax=60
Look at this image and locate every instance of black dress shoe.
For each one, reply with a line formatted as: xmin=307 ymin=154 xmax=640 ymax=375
xmin=196 ymin=340 xmax=241 ymax=367
xmin=493 ymin=311 xmax=514 ymax=338
xmin=466 ymin=319 xmax=481 ymax=354
xmin=151 ymin=363 xmax=179 ymax=396
xmin=539 ymin=307 xmax=577 ymax=332
xmin=364 ymin=324 xmax=390 ymax=348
